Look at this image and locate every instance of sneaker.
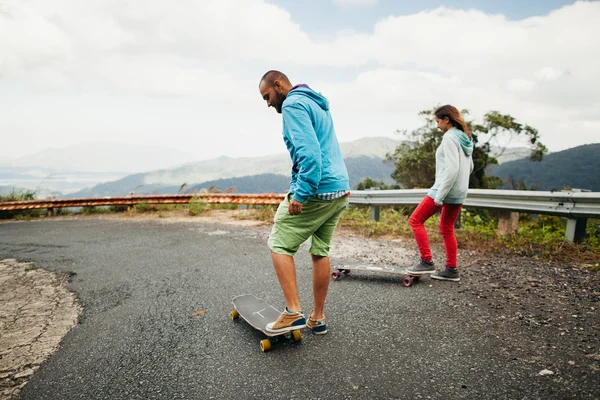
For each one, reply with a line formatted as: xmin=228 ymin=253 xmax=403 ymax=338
xmin=306 ymin=314 xmax=328 ymax=335
xmin=406 ymin=259 xmax=435 ymax=275
xmin=265 ymin=308 xmax=306 ymax=333
xmin=431 ymin=267 xmax=460 ymax=282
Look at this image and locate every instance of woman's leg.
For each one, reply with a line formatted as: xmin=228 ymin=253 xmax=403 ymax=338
xmin=439 ymin=204 xmax=462 ymax=268
xmin=408 ymin=196 xmax=440 ymax=262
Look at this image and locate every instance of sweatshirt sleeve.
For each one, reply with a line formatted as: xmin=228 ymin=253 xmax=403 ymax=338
xmin=282 ymin=102 xmax=322 ymax=202
xmin=434 ymin=135 xmax=461 ymax=204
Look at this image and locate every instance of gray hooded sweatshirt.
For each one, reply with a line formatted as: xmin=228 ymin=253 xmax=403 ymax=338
xmin=428 ymin=128 xmax=474 ymax=204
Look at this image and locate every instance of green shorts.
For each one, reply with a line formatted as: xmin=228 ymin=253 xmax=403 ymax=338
xmin=268 ymin=193 xmax=349 ymax=257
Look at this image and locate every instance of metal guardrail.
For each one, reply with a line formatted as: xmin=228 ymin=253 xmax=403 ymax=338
xmin=349 ymin=189 xmax=600 ymax=242
xmin=0 ymin=193 xmax=285 ymax=211
xmin=2 ymin=189 xmax=598 ymax=242
xmin=349 ymin=189 xmax=600 ymax=219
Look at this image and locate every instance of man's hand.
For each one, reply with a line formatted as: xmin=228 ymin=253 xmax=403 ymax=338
xmin=434 ymin=200 xmax=443 ymax=207
xmin=288 ymin=198 xmax=303 ymax=215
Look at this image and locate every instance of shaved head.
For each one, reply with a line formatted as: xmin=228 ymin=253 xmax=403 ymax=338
xmin=259 ymin=70 xmax=291 ymax=88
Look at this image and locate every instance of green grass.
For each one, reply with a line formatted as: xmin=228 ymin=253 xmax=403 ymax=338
xmin=80 ymin=206 xmax=112 ymax=215
xmin=188 ymin=198 xmax=239 ymax=216
xmin=233 ymin=205 xmax=277 ymax=222
xmin=338 ymin=205 xmax=414 ymax=237
xmin=0 ymin=190 xmax=41 ymax=220
xmin=0 ymin=190 xmax=36 ymax=202
xmin=337 ymin=206 xmax=600 ymax=266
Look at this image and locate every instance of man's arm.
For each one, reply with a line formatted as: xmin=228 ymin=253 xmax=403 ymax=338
xmin=282 ymin=103 xmax=322 ymax=205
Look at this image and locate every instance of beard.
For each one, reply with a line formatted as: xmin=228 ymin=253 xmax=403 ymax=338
xmin=274 ymin=91 xmax=286 ymax=114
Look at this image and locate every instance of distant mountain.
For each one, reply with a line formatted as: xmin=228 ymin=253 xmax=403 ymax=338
xmin=64 ymin=138 xmax=399 ymax=197
xmin=489 ymin=143 xmax=600 ymax=191
xmin=0 ymin=166 xmax=128 ymax=196
xmin=491 ymin=147 xmax=533 ymax=164
xmin=0 ymin=135 xmax=535 ymax=198
xmin=140 ymin=137 xmax=401 ymax=186
xmin=66 ymin=156 xmax=396 ymax=197
xmin=188 ymin=174 xmax=290 ymax=194
xmin=4 ymin=143 xmax=197 ymax=173
xmin=189 ymin=156 xmax=396 ymax=193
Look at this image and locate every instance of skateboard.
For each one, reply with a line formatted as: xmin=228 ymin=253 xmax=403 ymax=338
xmin=331 ymin=264 xmax=428 ymax=287
xmin=230 ymin=294 xmax=302 ymax=352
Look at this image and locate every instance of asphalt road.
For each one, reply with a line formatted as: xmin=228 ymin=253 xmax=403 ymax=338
xmin=1 ymin=218 xmax=598 ymax=399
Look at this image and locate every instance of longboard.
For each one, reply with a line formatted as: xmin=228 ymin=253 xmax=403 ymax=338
xmin=331 ymin=264 xmax=428 ymax=287
xmin=230 ymin=294 xmax=302 ymax=352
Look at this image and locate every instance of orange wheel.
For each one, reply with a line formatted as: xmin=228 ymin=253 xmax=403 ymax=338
xmin=291 ymin=330 xmax=302 ymax=342
xmin=401 ymin=277 xmax=413 ymax=287
xmin=260 ymin=339 xmax=272 ymax=352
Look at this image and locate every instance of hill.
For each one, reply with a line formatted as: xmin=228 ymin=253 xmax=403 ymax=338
xmin=66 ymin=156 xmax=396 ymax=197
xmin=490 ymin=143 xmax=600 ymax=191
xmin=3 ymin=143 xmax=197 ymax=173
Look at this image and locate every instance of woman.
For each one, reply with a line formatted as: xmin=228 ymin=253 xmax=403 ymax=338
xmin=406 ymin=105 xmax=474 ymax=281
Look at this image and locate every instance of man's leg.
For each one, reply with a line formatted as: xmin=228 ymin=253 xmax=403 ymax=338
xmin=311 ymin=254 xmax=330 ymax=319
xmin=271 ymin=251 xmax=301 ymax=312
xmin=308 ymin=196 xmax=349 ymax=325
xmin=265 ymin=194 xmax=314 ymax=333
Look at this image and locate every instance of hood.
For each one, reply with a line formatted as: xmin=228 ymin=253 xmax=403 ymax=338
xmin=450 ymin=128 xmax=474 ymax=157
xmin=287 ymin=86 xmax=330 ymax=111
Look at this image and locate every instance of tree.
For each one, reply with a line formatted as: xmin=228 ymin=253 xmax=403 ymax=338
xmin=386 ymin=107 xmax=547 ymax=189
xmin=355 ymin=178 xmax=401 ymax=190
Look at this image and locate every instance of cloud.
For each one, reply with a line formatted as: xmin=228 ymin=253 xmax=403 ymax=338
xmin=0 ymin=0 xmax=598 ymax=160
xmin=332 ymin=0 xmax=377 ymax=7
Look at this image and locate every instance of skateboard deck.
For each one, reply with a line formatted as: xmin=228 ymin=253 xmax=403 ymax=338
xmin=331 ymin=264 xmax=428 ymax=287
xmin=230 ymin=294 xmax=302 ymax=352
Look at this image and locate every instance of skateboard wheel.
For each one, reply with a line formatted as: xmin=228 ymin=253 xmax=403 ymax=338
xmin=291 ymin=330 xmax=302 ymax=343
xmin=331 ymin=271 xmax=341 ymax=280
xmin=401 ymin=277 xmax=413 ymax=287
xmin=260 ymin=339 xmax=272 ymax=352
xmin=230 ymin=310 xmax=239 ymax=320
xmin=343 ymin=269 xmax=351 ymax=275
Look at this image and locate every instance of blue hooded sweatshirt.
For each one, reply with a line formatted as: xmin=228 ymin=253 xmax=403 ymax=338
xmin=281 ymin=86 xmax=350 ymax=202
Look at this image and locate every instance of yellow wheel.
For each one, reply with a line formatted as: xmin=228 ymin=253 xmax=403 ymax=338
xmin=260 ymin=339 xmax=272 ymax=352
xmin=291 ymin=330 xmax=302 ymax=343
xmin=230 ymin=310 xmax=239 ymax=320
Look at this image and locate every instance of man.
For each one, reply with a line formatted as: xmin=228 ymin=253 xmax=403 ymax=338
xmin=258 ymin=70 xmax=350 ymax=335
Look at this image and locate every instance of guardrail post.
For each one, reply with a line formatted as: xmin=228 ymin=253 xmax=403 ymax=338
xmin=370 ymin=205 xmax=380 ymax=222
xmin=498 ymin=211 xmax=519 ymax=236
xmin=566 ymin=218 xmax=587 ymax=243
xmin=454 ymin=211 xmax=461 ymax=229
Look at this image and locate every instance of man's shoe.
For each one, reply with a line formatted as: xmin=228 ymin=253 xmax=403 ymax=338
xmin=431 ymin=267 xmax=460 ymax=282
xmin=265 ymin=308 xmax=306 ymax=333
xmin=307 ymin=314 xmax=328 ymax=335
xmin=406 ymin=259 xmax=435 ymax=275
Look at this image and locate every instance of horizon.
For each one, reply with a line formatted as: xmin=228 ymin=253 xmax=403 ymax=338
xmin=2 ymin=138 xmax=597 ymax=198
xmin=4 ymin=135 xmax=584 ymax=168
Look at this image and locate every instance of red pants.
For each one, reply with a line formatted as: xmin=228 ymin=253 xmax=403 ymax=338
xmin=409 ymin=196 xmax=462 ymax=268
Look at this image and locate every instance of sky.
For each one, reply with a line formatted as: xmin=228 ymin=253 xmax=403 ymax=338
xmin=1 ymin=0 xmax=599 ymax=162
